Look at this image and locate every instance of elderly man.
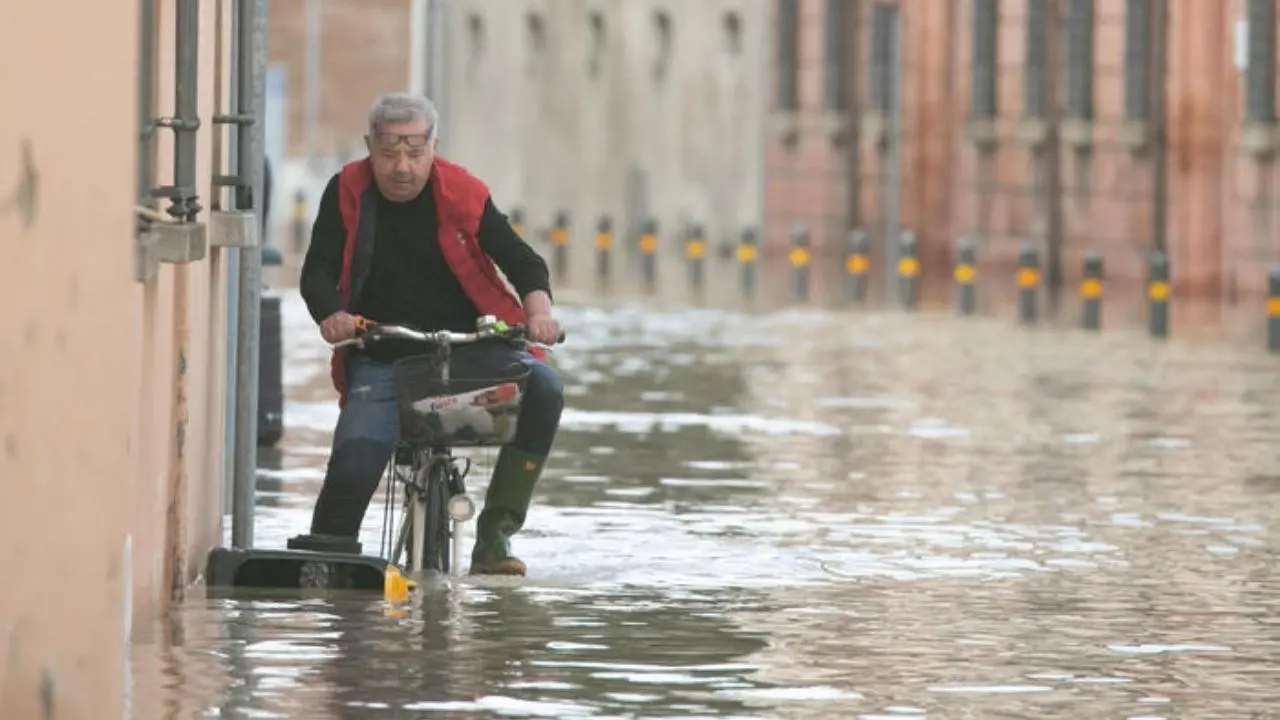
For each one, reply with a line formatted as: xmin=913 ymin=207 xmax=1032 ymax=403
xmin=297 ymin=92 xmax=564 ymax=576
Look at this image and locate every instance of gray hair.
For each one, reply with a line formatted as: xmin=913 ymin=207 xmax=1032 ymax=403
xmin=368 ymin=92 xmax=439 ymax=138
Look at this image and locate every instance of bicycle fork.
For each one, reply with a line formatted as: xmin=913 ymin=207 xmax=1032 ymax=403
xmin=393 ymin=456 xmax=474 ymax=578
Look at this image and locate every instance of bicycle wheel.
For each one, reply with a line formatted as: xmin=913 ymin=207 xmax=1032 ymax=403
xmin=422 ymin=461 xmax=452 ymax=573
xmin=404 ymin=459 xmax=452 ymax=573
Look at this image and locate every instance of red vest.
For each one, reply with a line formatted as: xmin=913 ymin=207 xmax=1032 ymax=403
xmin=329 ymin=156 xmax=539 ymax=406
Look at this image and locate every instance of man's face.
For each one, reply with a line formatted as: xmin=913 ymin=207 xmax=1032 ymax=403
xmin=366 ymin=117 xmax=435 ymax=202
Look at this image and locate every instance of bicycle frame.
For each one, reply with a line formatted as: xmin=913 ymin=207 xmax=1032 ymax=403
xmin=384 ymin=443 xmax=474 ymax=577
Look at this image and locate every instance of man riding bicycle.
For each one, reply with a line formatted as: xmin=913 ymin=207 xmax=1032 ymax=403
xmin=298 ymin=91 xmax=564 ymax=576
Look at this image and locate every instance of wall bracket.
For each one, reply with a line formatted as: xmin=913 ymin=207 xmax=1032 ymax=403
xmin=135 ymin=221 xmax=207 ymax=283
xmin=208 ymin=210 xmax=259 ymax=248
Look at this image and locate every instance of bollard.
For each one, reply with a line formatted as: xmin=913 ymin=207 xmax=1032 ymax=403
xmin=594 ymin=215 xmax=612 ymax=284
xmin=846 ymin=229 xmax=870 ymax=302
xmin=1268 ymin=270 xmax=1280 ymax=351
xmin=955 ymin=238 xmax=978 ymax=316
xmin=551 ymin=210 xmax=569 ymax=280
xmin=509 ymin=207 xmax=525 ymax=237
xmin=789 ymin=224 xmax=811 ymax=301
xmin=1017 ymin=242 xmax=1040 ymax=324
xmin=639 ymin=217 xmax=658 ymax=289
xmin=686 ymin=223 xmax=707 ymax=291
xmin=1081 ymin=252 xmax=1104 ymax=331
xmin=897 ymin=231 xmax=919 ymax=309
xmin=737 ymin=228 xmax=759 ymax=299
xmin=290 ymin=189 xmax=308 ymax=253
xmin=1147 ymin=250 xmax=1170 ymax=339
xmin=258 ymin=293 xmax=284 ymax=447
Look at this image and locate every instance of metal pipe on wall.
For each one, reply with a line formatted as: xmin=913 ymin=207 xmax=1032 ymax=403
xmin=164 ymin=0 xmax=203 ymax=596
xmin=223 ymin=0 xmax=242 ymax=516
xmin=137 ymin=0 xmax=156 ymax=211
xmin=230 ymin=0 xmax=268 ymax=549
xmin=171 ymin=0 xmax=202 ymax=222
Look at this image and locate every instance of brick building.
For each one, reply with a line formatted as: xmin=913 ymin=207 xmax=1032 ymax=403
xmin=763 ymin=0 xmax=1280 ymax=299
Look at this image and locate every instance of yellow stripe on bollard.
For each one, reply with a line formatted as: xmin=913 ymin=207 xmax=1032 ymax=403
xmin=736 ymin=245 xmax=758 ymax=263
xmin=1080 ymin=278 xmax=1103 ymax=299
xmin=686 ymin=239 xmax=706 ymax=259
xmin=954 ymin=263 xmax=976 ymax=284
xmin=639 ymin=234 xmax=657 ymax=254
xmin=847 ymin=254 xmax=869 ymax=275
xmin=512 ymin=223 xmax=524 ymax=237
xmin=594 ymin=232 xmax=612 ymax=250
xmin=897 ymin=256 xmax=919 ymax=278
xmin=550 ymin=228 xmax=569 ymax=246
xmin=1268 ymin=297 xmax=1280 ymax=317
xmin=1147 ymin=280 xmax=1170 ymax=301
xmin=789 ymin=247 xmax=811 ymax=267
xmin=1017 ymin=267 xmax=1040 ymax=288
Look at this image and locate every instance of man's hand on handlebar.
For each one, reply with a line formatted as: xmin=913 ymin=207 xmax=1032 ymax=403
xmin=526 ymin=314 xmax=564 ymax=346
xmin=323 ymin=314 xmax=564 ymax=350
xmin=319 ymin=311 xmax=363 ymax=344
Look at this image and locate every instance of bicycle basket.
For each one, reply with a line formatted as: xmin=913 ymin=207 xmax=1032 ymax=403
xmin=391 ymin=341 xmax=531 ymax=448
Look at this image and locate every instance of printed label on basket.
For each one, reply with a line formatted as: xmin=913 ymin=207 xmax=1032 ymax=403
xmin=408 ymin=382 xmax=523 ymax=445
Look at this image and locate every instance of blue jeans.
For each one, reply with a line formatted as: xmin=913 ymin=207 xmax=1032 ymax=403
xmin=309 ymin=351 xmax=564 ymax=536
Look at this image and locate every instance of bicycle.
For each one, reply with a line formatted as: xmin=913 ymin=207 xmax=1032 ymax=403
xmin=322 ymin=314 xmax=562 ymax=582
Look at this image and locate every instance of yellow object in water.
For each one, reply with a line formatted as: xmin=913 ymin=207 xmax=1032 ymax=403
xmin=384 ymin=565 xmax=416 ymax=603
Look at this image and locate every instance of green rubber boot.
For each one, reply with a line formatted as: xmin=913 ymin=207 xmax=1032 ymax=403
xmin=469 ymin=447 xmax=546 ymax=576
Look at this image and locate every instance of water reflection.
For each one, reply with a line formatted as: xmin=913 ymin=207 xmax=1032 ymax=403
xmin=133 ymin=293 xmax=1280 ymax=717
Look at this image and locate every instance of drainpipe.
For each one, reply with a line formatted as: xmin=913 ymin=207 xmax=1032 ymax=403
xmin=137 ymin=0 xmax=156 ymax=214
xmin=230 ymin=0 xmax=268 ymax=549
xmin=168 ymin=0 xmax=202 ymax=222
xmin=163 ymin=0 xmax=202 ymax=597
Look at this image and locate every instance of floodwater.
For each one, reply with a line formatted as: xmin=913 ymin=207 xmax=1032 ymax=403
xmin=131 ymin=290 xmax=1280 ymax=718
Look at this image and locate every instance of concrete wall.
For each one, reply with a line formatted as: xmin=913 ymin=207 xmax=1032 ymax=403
xmin=764 ymin=0 xmax=1280 ymax=299
xmin=439 ymin=0 xmax=767 ymax=289
xmin=0 ymin=1 xmax=232 ymax=717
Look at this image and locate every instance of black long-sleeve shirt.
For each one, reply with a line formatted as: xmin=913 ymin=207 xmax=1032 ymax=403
xmin=300 ymin=173 xmax=551 ymax=363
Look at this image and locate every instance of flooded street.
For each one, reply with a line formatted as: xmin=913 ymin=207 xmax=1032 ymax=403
xmin=131 ymin=291 xmax=1280 ymax=718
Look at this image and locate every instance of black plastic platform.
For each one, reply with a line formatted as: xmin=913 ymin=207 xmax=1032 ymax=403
xmin=206 ymin=547 xmax=391 ymax=592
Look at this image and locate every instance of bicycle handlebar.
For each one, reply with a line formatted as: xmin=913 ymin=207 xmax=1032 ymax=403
xmin=330 ymin=316 xmax=565 ymax=351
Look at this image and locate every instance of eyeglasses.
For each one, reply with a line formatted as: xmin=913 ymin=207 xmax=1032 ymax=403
xmin=368 ymin=126 xmax=436 ymax=148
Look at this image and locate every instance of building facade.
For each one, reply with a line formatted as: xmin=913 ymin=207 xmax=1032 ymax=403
xmin=266 ymin=0 xmax=768 ymax=292
xmin=438 ymin=0 xmax=767 ymax=290
xmin=1 ymin=2 xmax=247 ymax=716
xmin=764 ymin=0 xmax=1280 ymax=300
